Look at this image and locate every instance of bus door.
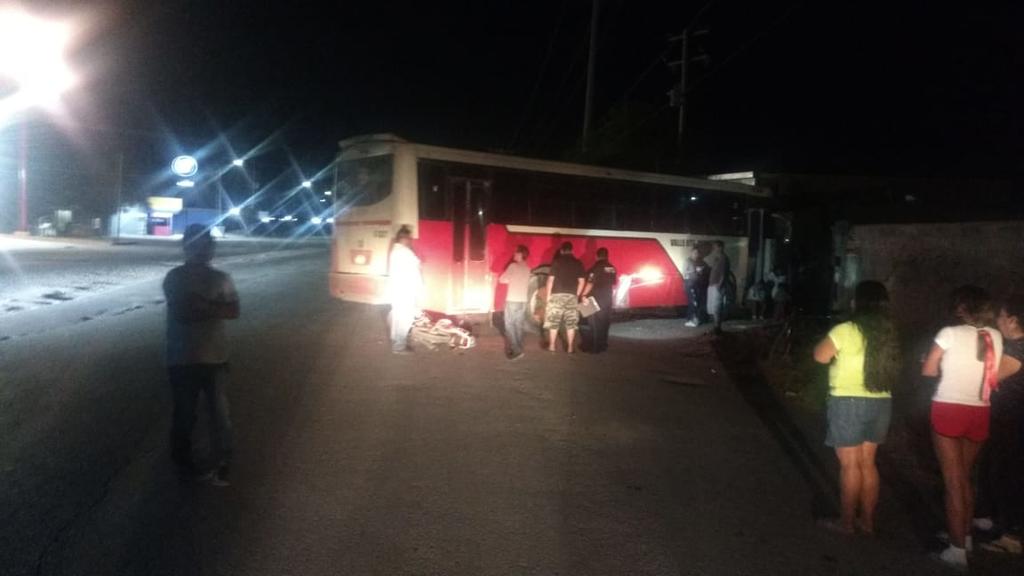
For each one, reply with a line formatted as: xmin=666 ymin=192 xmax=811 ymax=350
xmin=450 ymin=178 xmax=491 ymax=312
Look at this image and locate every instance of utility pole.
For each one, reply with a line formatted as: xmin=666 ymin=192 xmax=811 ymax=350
xmin=669 ymin=29 xmax=709 ymax=151
xmin=17 ymin=122 xmax=28 ymax=233
xmin=581 ymin=0 xmax=600 ymax=153
xmin=676 ymin=29 xmax=689 ymax=148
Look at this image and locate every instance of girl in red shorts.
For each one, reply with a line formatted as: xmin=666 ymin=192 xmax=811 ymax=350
xmin=922 ymin=286 xmax=1003 ymax=570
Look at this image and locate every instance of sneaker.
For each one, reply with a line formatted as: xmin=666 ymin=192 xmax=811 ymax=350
xmin=684 ymin=320 xmax=698 ymax=328
xmin=509 ymin=352 xmax=525 ymax=361
xmin=933 ymin=546 xmax=968 ymax=572
xmin=972 ymin=517 xmax=994 ymax=531
xmin=209 ymin=465 xmax=231 ymax=487
xmin=935 ymin=531 xmax=972 ymax=551
xmin=980 ymin=534 xmax=1023 ymax=555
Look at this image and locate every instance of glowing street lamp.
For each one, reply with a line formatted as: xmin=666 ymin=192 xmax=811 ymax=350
xmin=232 ymin=158 xmax=245 ymax=167
xmin=301 ymin=180 xmax=313 ymax=189
xmin=0 ymin=8 xmax=78 ymax=232
xmin=324 ymin=190 xmax=333 ymax=196
xmin=0 ymin=8 xmax=76 ymax=119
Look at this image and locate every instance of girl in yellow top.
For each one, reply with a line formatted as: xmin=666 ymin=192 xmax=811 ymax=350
xmin=814 ymin=281 xmax=901 ymax=535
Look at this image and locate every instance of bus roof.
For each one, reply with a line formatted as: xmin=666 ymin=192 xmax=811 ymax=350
xmin=337 ymin=134 xmax=769 ymax=198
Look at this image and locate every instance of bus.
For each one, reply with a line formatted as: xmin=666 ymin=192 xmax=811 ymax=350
xmin=329 ymin=134 xmax=767 ymax=321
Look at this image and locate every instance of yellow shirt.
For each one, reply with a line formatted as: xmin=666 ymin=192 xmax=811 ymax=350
xmin=827 ymin=322 xmax=892 ymax=398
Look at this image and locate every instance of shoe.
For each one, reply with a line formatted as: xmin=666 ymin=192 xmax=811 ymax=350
xmin=818 ymin=518 xmax=855 ymax=535
xmin=932 ymin=546 xmax=968 ymax=572
xmin=392 ymin=348 xmax=412 ymax=355
xmin=980 ymin=535 xmax=1023 ymax=555
xmin=972 ymin=517 xmax=994 ymax=531
xmin=684 ymin=320 xmax=698 ymax=327
xmin=509 ymin=352 xmax=524 ymax=361
xmin=209 ymin=465 xmax=231 ymax=487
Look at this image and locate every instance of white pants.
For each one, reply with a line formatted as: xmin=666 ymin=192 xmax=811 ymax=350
xmin=390 ymin=301 xmax=417 ymax=352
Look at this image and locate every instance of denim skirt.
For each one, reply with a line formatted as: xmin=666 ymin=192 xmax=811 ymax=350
xmin=825 ymin=396 xmax=893 ymax=448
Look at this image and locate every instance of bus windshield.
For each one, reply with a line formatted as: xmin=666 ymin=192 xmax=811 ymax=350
xmin=335 ymin=155 xmax=393 ymax=207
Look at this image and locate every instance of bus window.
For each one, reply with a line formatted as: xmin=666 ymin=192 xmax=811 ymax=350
xmin=418 ymin=161 xmax=449 ymax=220
xmin=469 ymin=181 xmax=489 ymax=262
xmin=335 ymin=155 xmax=393 ymax=207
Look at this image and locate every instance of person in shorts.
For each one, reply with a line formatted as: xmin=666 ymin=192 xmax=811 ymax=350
xmin=813 ymin=281 xmax=899 ymax=535
xmin=922 ymin=286 xmax=1003 ymax=571
xmin=544 ymin=241 xmax=585 ymax=353
xmin=704 ymin=241 xmax=730 ymax=333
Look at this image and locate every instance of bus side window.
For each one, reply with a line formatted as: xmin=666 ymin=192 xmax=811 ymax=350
xmin=469 ymin=181 xmax=489 ymax=262
xmin=418 ymin=162 xmax=449 ymax=220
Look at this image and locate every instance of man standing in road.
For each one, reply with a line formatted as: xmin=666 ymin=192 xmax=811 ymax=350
xmin=163 ymin=224 xmax=239 ymax=486
xmin=582 ymin=247 xmax=617 ymax=353
xmin=499 ymin=245 xmax=531 ymax=360
xmin=389 ymin=225 xmax=423 ymax=354
xmin=705 ymin=240 xmax=730 ymax=333
xmin=544 ymin=241 xmax=585 ymax=353
xmin=683 ymin=246 xmax=707 ymax=327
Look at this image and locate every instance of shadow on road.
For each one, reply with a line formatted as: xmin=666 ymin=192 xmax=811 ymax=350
xmin=712 ymin=333 xmax=839 ymax=520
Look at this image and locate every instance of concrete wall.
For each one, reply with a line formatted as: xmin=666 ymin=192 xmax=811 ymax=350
xmin=841 ymin=221 xmax=1024 ymax=334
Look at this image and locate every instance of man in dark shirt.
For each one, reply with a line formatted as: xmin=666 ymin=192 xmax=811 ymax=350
xmin=544 ymin=241 xmax=585 ymax=353
xmin=583 ymin=247 xmax=617 ymax=353
xmin=683 ymin=247 xmax=708 ymax=327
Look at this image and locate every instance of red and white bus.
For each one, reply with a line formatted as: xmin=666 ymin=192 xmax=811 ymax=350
xmin=329 ymin=134 xmax=766 ymax=319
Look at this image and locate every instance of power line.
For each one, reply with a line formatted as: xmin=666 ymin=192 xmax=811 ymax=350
xmin=686 ymin=2 xmax=803 ymax=96
xmin=508 ymin=0 xmax=570 ymax=150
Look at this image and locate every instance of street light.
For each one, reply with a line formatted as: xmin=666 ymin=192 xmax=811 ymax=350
xmin=324 ymin=190 xmax=333 ymax=196
xmin=301 ymin=180 xmax=313 ymax=189
xmin=0 ymin=8 xmax=77 ymax=232
xmin=232 ymin=158 xmax=245 ymax=167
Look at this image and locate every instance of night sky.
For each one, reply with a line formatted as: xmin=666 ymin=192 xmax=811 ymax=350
xmin=2 ymin=0 xmax=1020 ymax=225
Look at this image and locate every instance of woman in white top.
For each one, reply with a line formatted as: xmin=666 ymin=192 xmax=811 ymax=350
xmin=922 ymin=286 xmax=1003 ymax=570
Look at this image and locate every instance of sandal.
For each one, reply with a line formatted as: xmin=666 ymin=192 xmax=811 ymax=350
xmin=980 ymin=535 xmax=1023 ymax=555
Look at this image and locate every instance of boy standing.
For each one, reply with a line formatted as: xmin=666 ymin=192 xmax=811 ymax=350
xmin=499 ymin=245 xmax=531 ymax=360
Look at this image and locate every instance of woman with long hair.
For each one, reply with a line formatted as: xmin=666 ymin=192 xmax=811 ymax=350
xmin=814 ymin=281 xmax=900 ymax=535
xmin=922 ymin=286 xmax=1003 ymax=570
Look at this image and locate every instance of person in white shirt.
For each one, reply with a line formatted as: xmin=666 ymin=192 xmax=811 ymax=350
xmin=163 ymin=224 xmax=239 ymax=485
xmin=922 ymin=286 xmax=1003 ymax=570
xmin=388 ymin=226 xmax=423 ymax=354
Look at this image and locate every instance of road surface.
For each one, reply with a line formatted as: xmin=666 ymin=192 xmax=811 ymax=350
xmin=0 ymin=241 xmax=1014 ymax=575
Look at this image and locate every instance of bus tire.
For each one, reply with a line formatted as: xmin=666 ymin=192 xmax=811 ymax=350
xmin=526 ymin=267 xmax=550 ymax=334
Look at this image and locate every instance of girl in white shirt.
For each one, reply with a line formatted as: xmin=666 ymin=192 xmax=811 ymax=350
xmin=922 ymin=286 xmax=1002 ymax=570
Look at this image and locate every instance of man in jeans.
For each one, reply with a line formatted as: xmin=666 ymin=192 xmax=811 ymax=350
xmin=544 ymin=241 xmax=585 ymax=353
xmin=683 ymin=246 xmax=707 ymax=327
xmin=163 ymin=224 xmax=239 ymax=485
xmin=499 ymin=245 xmax=531 ymax=360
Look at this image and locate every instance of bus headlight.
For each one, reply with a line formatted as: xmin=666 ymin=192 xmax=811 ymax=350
xmin=351 ymin=250 xmax=371 ymax=265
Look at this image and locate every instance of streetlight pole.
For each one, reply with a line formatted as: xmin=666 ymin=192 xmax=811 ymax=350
xmin=17 ymin=122 xmax=27 ymax=232
xmin=0 ymin=8 xmax=76 ymax=233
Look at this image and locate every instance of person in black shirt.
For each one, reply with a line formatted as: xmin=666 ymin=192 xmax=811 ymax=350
xmin=979 ymin=295 xmax=1024 ymax=554
xmin=582 ymin=247 xmax=617 ymax=353
xmin=544 ymin=241 xmax=585 ymax=353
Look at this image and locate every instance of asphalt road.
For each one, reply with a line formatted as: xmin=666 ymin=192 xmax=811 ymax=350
xmin=0 ymin=244 xmax=1009 ymax=575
